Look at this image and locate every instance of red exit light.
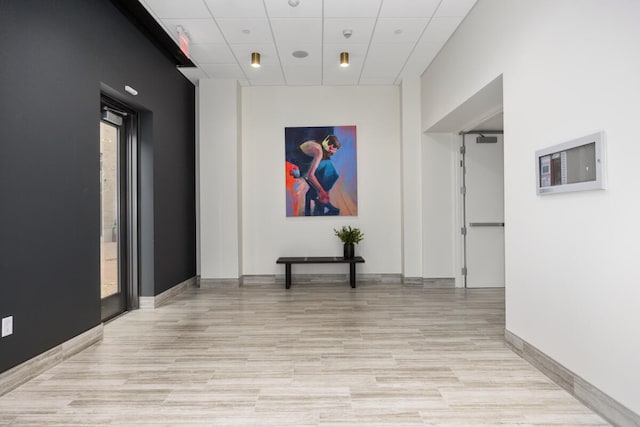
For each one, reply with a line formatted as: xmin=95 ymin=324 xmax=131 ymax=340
xmin=178 ymin=31 xmax=189 ymax=58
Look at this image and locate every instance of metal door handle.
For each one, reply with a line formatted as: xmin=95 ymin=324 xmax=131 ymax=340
xmin=469 ymin=222 xmax=504 ymax=227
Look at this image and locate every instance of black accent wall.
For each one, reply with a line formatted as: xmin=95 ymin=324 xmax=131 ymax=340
xmin=0 ymin=0 xmax=196 ymax=372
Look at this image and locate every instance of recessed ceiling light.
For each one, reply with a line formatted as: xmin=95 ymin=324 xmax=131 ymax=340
xmin=251 ymin=52 xmax=261 ymax=68
xmin=288 ymin=0 xmax=300 ymax=7
xmin=340 ymin=52 xmax=349 ymax=67
xmin=292 ymin=50 xmax=309 ymax=58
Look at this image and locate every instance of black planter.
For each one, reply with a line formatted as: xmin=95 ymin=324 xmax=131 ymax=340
xmin=343 ymin=243 xmax=355 ymax=259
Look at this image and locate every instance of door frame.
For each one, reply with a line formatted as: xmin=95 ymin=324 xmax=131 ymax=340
xmin=100 ymin=95 xmax=140 ymax=321
xmin=458 ymin=130 xmax=504 ymax=288
xmin=422 ymin=76 xmax=504 ymax=288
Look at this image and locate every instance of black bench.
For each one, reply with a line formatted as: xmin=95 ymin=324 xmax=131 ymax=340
xmin=276 ymin=256 xmax=365 ymax=289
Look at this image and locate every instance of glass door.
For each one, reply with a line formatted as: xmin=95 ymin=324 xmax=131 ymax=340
xmin=100 ymin=120 xmax=120 ymax=299
xmin=100 ymin=98 xmax=138 ymax=321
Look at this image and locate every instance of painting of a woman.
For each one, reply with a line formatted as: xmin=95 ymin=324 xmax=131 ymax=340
xmin=285 ymin=126 xmax=357 ymax=217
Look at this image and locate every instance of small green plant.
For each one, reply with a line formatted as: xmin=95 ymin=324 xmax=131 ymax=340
xmin=333 ymin=226 xmax=364 ymax=244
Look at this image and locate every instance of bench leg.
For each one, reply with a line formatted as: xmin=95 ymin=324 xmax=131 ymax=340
xmin=285 ymin=264 xmax=292 ymax=289
xmin=350 ymin=263 xmax=356 ymax=288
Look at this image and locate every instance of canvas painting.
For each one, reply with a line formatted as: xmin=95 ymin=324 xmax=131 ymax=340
xmin=285 ymin=126 xmax=357 ymax=217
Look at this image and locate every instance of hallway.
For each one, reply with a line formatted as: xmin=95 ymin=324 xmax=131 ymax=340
xmin=0 ymin=284 xmax=606 ymax=426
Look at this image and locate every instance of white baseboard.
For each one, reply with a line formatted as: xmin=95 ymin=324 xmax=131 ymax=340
xmin=403 ymin=277 xmax=455 ymax=287
xmin=199 ymin=278 xmax=241 ymax=288
xmin=199 ymin=275 xmax=452 ymax=287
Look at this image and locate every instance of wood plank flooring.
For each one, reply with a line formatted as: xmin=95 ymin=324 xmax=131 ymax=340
xmin=0 ymin=283 xmax=608 ymax=426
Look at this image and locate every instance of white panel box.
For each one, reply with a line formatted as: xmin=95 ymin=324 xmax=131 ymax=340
xmin=1 ymin=316 xmax=13 ymax=337
xmin=536 ymin=131 xmax=606 ymax=195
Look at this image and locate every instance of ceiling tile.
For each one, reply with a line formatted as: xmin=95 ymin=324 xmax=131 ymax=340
xmin=216 ymin=18 xmax=272 ymax=44
xmin=229 ymin=44 xmax=281 ymax=76
xmin=245 ymin=66 xmax=286 ymax=85
xmin=282 ymin=64 xmax=322 ymax=86
xmin=396 ymin=17 xmax=462 ymax=83
xmin=323 ymin=44 xmax=367 ymax=85
xmin=396 ymin=16 xmax=464 ymax=81
xmin=361 ymin=43 xmax=414 ymax=79
xmin=323 ymin=44 xmax=368 ymax=67
xmin=323 ymin=62 xmax=364 ymax=82
xmin=378 ymin=0 xmax=440 ymax=18
xmin=199 ymin=63 xmax=246 ymax=79
xmin=161 ymin=18 xmax=225 ymax=44
xmin=396 ymin=41 xmax=440 ymax=80
xmin=323 ymin=74 xmax=360 ymax=86
xmin=435 ymin=0 xmax=477 ymax=17
xmin=278 ymin=43 xmax=322 ymax=66
xmin=421 ymin=16 xmax=463 ymax=45
xmin=371 ymin=18 xmax=429 ymax=43
xmin=358 ymin=77 xmax=395 ymax=85
xmin=323 ymin=0 xmax=382 ymax=18
xmin=189 ymin=43 xmax=236 ymax=64
xmin=141 ymin=0 xmax=211 ymax=19
xmin=204 ymin=0 xmax=267 ymax=18
xmin=243 ymin=64 xmax=285 ymax=81
xmin=323 ymin=18 xmax=376 ymax=44
xmin=264 ymin=0 xmax=322 ymax=18
xmin=270 ymin=18 xmax=322 ymax=46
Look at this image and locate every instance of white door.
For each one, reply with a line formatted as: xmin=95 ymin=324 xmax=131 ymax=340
xmin=463 ymin=133 xmax=505 ymax=288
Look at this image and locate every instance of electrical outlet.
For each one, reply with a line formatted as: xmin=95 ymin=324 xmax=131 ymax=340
xmin=2 ymin=316 xmax=13 ymax=337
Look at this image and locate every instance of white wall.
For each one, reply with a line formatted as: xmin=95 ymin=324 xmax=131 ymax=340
xmin=198 ymin=79 xmax=241 ymax=279
xmin=400 ymin=78 xmax=423 ymax=278
xmin=422 ymin=133 xmax=457 ymax=279
xmin=241 ymin=86 xmax=402 ymax=275
xmin=421 ymin=0 xmax=640 ymax=414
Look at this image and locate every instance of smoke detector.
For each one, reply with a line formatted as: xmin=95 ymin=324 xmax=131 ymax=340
xmin=342 ymin=29 xmax=353 ymax=39
xmin=288 ymin=0 xmax=300 ymax=7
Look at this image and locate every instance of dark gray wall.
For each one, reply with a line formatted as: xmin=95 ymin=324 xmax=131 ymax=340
xmin=0 ymin=0 xmax=196 ymax=372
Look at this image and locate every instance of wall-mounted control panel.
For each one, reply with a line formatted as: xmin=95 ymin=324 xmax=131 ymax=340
xmin=536 ymin=131 xmax=606 ymax=195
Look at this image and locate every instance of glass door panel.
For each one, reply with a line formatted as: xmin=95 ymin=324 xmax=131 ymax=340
xmin=100 ymin=122 xmax=119 ymax=299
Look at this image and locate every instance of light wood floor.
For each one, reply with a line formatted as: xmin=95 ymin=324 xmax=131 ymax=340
xmin=0 ymin=283 xmax=608 ymax=426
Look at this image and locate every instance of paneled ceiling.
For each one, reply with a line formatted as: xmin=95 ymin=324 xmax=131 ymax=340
xmin=139 ymin=0 xmax=476 ymax=86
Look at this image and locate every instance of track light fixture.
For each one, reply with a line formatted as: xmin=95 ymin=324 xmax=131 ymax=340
xmin=340 ymin=52 xmax=349 ymax=67
xmin=251 ymin=52 xmax=261 ymax=68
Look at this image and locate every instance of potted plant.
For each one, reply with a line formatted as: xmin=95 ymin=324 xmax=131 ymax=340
xmin=334 ymin=226 xmax=364 ymax=259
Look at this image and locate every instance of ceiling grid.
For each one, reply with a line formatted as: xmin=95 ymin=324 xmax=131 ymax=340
xmin=139 ymin=0 xmax=477 ymax=85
